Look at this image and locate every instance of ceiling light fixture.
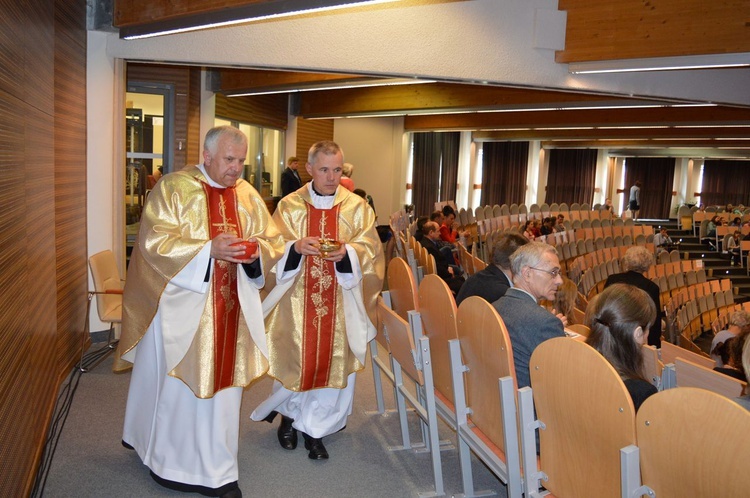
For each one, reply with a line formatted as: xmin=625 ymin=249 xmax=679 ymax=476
xmin=569 ymin=53 xmax=750 ymax=74
xmin=228 ymin=78 xmax=435 ymax=97
xmin=121 ymin=0 xmax=400 ymax=40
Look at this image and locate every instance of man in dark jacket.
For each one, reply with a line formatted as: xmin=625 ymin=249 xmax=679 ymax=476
xmin=280 ymin=156 xmax=302 ymax=197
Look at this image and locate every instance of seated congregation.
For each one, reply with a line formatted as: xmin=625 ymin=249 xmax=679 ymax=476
xmin=374 ymin=201 xmax=750 ymax=497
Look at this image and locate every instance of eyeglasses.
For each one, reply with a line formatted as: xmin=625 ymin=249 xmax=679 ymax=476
xmin=529 ymin=266 xmax=562 ymax=278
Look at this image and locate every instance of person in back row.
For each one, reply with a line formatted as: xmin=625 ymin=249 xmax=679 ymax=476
xmin=455 ymin=232 xmax=527 ymax=305
xmin=604 ymin=245 xmax=663 ymax=347
xmin=492 ymin=242 xmax=566 ymax=389
xmin=420 ymin=221 xmax=465 ymax=295
xmin=585 ymin=284 xmax=657 ymax=412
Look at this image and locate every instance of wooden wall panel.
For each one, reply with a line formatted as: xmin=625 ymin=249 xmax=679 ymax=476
xmin=558 ymin=0 xmax=750 ymax=63
xmin=215 ymin=93 xmax=289 ymax=131
xmin=295 ymin=118 xmax=334 ymax=183
xmin=54 ymin=0 xmax=88 ymax=370
xmin=0 ymin=0 xmax=88 ymax=495
xmin=187 ymin=67 xmax=203 ymax=166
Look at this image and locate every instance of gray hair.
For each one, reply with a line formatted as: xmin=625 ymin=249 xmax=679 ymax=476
xmin=730 ymin=310 xmax=750 ymax=329
xmin=308 ymin=140 xmax=343 ymax=165
xmin=621 ymin=246 xmax=654 ymax=273
xmin=510 ymin=241 xmax=557 ymax=277
xmin=342 ymin=162 xmax=354 ymax=177
xmin=204 ymin=125 xmax=247 ymax=155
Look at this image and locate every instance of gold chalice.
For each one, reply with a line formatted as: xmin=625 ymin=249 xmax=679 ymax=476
xmin=318 ymin=238 xmax=342 ymax=258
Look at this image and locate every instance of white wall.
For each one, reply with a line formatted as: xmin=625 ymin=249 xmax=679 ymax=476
xmin=86 ymin=30 xmax=117 ymax=332
xmin=333 ymin=117 xmax=405 ymax=223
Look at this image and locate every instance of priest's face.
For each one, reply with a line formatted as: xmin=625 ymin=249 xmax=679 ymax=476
xmin=203 ymin=135 xmax=248 ymax=188
xmin=306 ymin=151 xmax=343 ymax=195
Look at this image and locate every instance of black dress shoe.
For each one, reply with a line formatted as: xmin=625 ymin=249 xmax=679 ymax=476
xmin=302 ymin=433 xmax=329 ymax=460
xmin=121 ymin=440 xmax=134 ymax=450
xmin=277 ymin=415 xmax=297 ymax=450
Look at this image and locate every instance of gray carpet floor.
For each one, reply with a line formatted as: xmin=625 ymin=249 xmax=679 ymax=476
xmin=41 ymin=343 xmax=509 ymax=498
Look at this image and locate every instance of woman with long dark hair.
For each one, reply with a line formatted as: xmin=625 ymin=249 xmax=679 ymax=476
xmin=585 ymin=284 xmax=657 ymax=411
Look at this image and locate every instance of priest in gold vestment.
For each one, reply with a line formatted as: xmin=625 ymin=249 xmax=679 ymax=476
xmin=251 ymin=141 xmax=384 ymax=460
xmin=118 ymin=126 xmax=284 ymax=498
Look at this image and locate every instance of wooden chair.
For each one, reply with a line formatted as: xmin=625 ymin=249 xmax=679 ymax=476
xmin=377 ymin=297 xmax=447 ymax=496
xmin=621 ymin=387 xmax=750 ymax=498
xmin=673 ymin=357 xmax=747 ymax=398
xmin=81 ymin=250 xmax=124 ymax=372
xmin=418 ymin=274 xmax=460 ymax=428
xmin=449 ymin=297 xmax=523 ymax=497
xmin=565 ymin=323 xmax=590 ymax=338
xmin=520 ymin=338 xmax=637 ymax=498
xmin=369 ymin=257 xmax=419 ymax=414
xmin=642 ymin=344 xmax=665 ymax=389
xmin=659 ymin=340 xmax=714 ymax=370
xmin=386 ymin=257 xmax=419 ymax=320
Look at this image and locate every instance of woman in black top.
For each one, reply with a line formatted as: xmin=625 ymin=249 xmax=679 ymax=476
xmin=586 ymin=284 xmax=658 ymax=411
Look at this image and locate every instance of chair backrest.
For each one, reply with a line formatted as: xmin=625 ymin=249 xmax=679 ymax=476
xmin=89 ymin=250 xmax=124 ymax=323
xmin=530 ymin=337 xmax=636 ymax=498
xmin=642 ymin=344 xmax=664 ymax=386
xmin=635 ymin=387 xmax=750 ymax=497
xmin=674 ymin=358 xmax=747 ymax=398
xmin=386 ymin=257 xmax=419 ymax=320
xmin=660 ymin=341 xmax=715 ymax=370
xmin=419 ymin=274 xmax=459 ymax=405
xmin=377 ymin=297 xmax=422 ymax=385
xmin=565 ymin=323 xmax=590 ymax=337
xmin=456 ymin=297 xmax=517 ymax=454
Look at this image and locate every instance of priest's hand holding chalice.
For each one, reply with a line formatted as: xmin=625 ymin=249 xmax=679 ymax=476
xmin=293 ymin=235 xmax=346 ymax=262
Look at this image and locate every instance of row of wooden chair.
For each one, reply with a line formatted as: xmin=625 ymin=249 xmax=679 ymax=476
xmin=666 ymin=279 xmax=735 ymax=340
xmin=376 ymin=257 xmax=749 ymax=497
xmin=711 ymin=301 xmax=750 ymax=334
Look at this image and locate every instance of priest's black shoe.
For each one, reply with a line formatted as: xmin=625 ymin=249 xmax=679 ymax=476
xmin=303 ymin=433 xmax=329 ymax=460
xmin=277 ymin=415 xmax=297 ymax=450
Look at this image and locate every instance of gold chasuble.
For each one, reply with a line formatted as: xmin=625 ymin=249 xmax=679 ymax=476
xmin=116 ymin=167 xmax=285 ymax=398
xmin=265 ymin=186 xmax=384 ymax=392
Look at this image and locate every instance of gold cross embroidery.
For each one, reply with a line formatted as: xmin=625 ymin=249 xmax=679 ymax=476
xmin=212 ymin=194 xmax=238 ymax=236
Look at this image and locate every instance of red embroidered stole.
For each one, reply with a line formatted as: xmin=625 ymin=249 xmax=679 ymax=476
xmin=202 ymin=182 xmax=242 ymax=392
xmin=301 ymin=204 xmax=340 ymax=390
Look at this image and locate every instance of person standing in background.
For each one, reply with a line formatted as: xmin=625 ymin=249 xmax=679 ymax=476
xmin=280 ymin=156 xmax=303 ymax=197
xmin=629 ymin=181 xmax=642 ymax=221
xmin=340 ymin=162 xmax=355 ymax=191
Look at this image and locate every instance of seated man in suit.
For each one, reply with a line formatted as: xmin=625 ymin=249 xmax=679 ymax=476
xmin=604 ymin=245 xmax=663 ymax=347
xmin=455 ymin=232 xmax=528 ymax=305
xmin=420 ymin=221 xmax=464 ymax=294
xmin=492 ymin=242 xmax=566 ymax=389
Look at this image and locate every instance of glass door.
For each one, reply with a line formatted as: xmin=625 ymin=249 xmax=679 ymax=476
xmin=125 ymin=83 xmax=173 ymax=258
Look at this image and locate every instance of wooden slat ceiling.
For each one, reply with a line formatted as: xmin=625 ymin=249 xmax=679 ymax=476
xmin=113 ymin=0 xmax=750 ymax=155
xmin=556 ymin=0 xmax=750 ymax=63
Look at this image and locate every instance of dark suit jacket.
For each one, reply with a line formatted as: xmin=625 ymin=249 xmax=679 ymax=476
xmin=492 ymin=288 xmax=566 ymax=389
xmin=420 ymin=237 xmax=464 ymax=293
xmin=455 ymin=264 xmax=511 ymax=305
xmin=280 ymin=167 xmax=302 ymax=197
xmin=604 ymin=271 xmax=663 ymax=347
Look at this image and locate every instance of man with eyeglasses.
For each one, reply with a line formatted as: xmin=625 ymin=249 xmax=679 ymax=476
xmin=492 ymin=242 xmax=566 ymax=389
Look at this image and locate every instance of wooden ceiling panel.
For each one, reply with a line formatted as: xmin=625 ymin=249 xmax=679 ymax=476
xmin=295 ymin=82 xmax=657 ymax=118
xmin=405 ymin=106 xmax=750 ymax=132
xmin=217 ymin=68 xmax=377 ymax=94
xmin=557 ymin=0 xmax=750 ymax=63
